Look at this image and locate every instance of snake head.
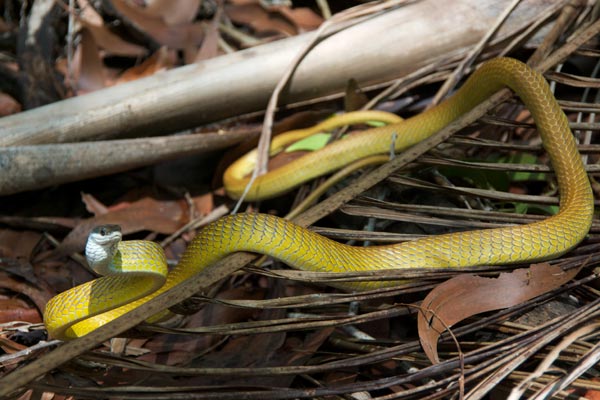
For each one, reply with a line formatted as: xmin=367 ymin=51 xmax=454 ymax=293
xmin=85 ymin=225 xmax=123 ymax=276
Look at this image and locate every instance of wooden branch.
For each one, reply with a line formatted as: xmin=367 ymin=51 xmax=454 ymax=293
xmin=0 ymin=131 xmax=249 ymax=195
xmin=0 ymin=0 xmax=562 ymax=147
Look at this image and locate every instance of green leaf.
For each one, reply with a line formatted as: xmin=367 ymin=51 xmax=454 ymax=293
xmin=285 ymin=133 xmax=332 ymax=152
xmin=366 ymin=120 xmax=388 ymax=127
xmin=284 ymin=119 xmax=389 ymax=153
xmin=499 ymin=153 xmax=546 ymax=182
xmin=436 ymin=165 xmax=510 ymax=192
xmin=513 ymin=202 xmax=559 ymax=215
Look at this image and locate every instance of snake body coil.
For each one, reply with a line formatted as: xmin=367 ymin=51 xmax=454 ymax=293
xmin=45 ymin=58 xmax=594 ymax=340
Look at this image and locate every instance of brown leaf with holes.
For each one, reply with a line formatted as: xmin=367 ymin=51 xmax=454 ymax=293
xmin=418 ymin=262 xmax=582 ymax=364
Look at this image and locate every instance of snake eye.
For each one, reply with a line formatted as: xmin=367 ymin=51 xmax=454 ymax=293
xmin=92 ymin=225 xmax=121 ymax=238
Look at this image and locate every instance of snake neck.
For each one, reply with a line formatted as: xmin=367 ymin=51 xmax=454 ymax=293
xmin=85 ymin=236 xmax=118 ymax=276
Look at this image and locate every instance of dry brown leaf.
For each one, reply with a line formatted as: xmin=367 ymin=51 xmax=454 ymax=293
xmin=582 ymin=380 xmax=600 ymax=400
xmin=226 ymin=1 xmax=322 ymax=36
xmin=225 ymin=3 xmax=297 ymax=36
xmin=145 ymin=0 xmax=201 ymax=25
xmin=0 ymin=230 xmax=41 ymax=259
xmin=141 ymin=285 xmax=267 ymax=365
xmin=83 ymin=22 xmax=148 ymax=57
xmin=115 ymin=47 xmax=175 ymax=84
xmin=344 ymin=79 xmax=370 ymax=112
xmin=193 ymin=192 xmax=214 ymax=217
xmin=418 ymin=262 xmax=582 ymax=364
xmin=57 ymin=197 xmax=191 ymax=255
xmin=584 ymin=391 xmax=600 ymax=400
xmin=0 ymin=334 xmax=28 ymax=355
xmin=77 ymin=28 xmax=106 ymax=92
xmin=0 ymin=269 xmax=52 ymax=318
xmin=82 ymin=192 xmax=109 ymax=215
xmin=0 ymin=93 xmax=21 ymax=116
xmin=194 ymin=21 xmax=220 ymax=62
xmin=76 ymin=0 xmax=147 ymax=57
xmin=277 ymin=7 xmax=323 ymax=32
xmin=0 ymin=299 xmax=42 ymax=324
xmin=110 ymin=0 xmax=204 ymax=49
xmin=57 ymin=193 xmax=213 ymax=255
xmin=76 ymin=0 xmax=104 ymax=26
xmin=268 ymin=149 xmax=310 ymax=171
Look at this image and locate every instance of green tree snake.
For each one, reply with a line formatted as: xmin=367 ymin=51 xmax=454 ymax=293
xmin=44 ymin=58 xmax=594 ymax=340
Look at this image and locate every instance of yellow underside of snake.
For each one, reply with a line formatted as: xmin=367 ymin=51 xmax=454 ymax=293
xmin=44 ymin=58 xmax=594 ymax=340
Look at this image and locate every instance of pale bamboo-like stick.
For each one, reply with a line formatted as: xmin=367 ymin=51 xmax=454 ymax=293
xmin=0 ymin=0 xmax=557 ymax=146
xmin=0 ymin=132 xmax=248 ymax=195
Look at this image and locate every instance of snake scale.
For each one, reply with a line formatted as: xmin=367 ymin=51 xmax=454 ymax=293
xmin=45 ymin=58 xmax=594 ymax=340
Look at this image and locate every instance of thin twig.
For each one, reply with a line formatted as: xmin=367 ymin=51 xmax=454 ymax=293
xmin=431 ymin=0 xmax=522 ymax=105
